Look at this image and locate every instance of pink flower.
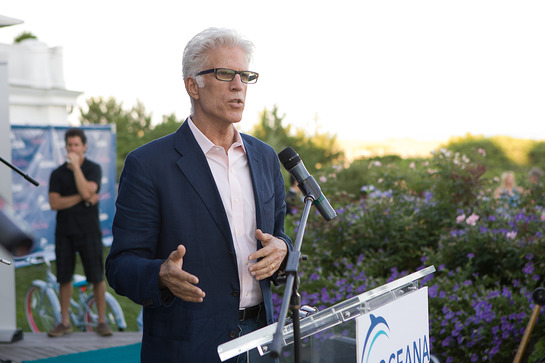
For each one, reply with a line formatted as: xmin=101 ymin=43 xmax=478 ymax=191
xmin=456 ymin=214 xmax=466 ymax=224
xmin=368 ymin=161 xmax=382 ymax=169
xmin=506 ymin=231 xmax=517 ymax=239
xmin=466 ymin=213 xmax=479 ymax=226
xmin=541 ymin=214 xmax=545 ymax=222
xmin=319 ymin=176 xmax=327 ymax=183
xmin=478 ymin=148 xmax=486 ymax=156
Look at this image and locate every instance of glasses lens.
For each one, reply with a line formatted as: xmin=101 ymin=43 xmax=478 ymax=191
xmin=215 ymin=69 xmax=235 ymax=81
xmin=241 ymin=72 xmax=258 ymax=84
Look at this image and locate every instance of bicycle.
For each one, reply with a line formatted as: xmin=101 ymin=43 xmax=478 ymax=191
xmin=23 ymin=255 xmax=127 ymax=333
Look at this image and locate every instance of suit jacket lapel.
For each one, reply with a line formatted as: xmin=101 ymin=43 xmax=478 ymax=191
xmin=173 ymin=122 xmax=233 ymax=247
xmin=243 ymin=136 xmax=264 ymax=239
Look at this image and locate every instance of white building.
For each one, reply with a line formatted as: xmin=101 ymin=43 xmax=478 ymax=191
xmin=1 ymin=15 xmax=82 ymax=343
xmin=0 ymin=36 xmax=81 ymax=126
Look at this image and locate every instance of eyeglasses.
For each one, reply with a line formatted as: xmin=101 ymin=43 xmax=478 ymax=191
xmin=195 ymin=68 xmax=259 ymax=84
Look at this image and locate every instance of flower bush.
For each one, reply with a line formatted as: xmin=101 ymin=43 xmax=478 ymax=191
xmin=274 ymin=147 xmax=545 ymax=361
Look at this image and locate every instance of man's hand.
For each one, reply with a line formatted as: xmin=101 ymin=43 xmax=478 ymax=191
xmin=248 ymin=229 xmax=288 ymax=281
xmin=159 ymin=245 xmax=205 ymax=303
xmin=87 ymin=193 xmax=100 ymax=206
xmin=66 ymin=152 xmax=81 ymax=171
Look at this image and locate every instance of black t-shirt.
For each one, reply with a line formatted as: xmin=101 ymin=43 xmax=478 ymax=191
xmin=49 ymin=158 xmax=102 ymax=236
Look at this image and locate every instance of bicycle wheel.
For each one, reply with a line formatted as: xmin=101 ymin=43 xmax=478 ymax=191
xmin=84 ymin=293 xmax=126 ymax=332
xmin=25 ymin=282 xmax=61 ymax=333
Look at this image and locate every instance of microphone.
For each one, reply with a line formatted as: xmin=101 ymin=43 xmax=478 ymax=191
xmin=278 ymin=147 xmax=337 ymax=221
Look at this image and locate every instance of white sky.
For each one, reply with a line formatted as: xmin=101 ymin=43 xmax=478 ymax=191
xmin=1 ymin=1 xmax=544 ymax=141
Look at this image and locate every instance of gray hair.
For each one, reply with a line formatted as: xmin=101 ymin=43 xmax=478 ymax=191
xmin=182 ymin=27 xmax=254 ymax=82
xmin=529 ymin=167 xmax=543 ymax=179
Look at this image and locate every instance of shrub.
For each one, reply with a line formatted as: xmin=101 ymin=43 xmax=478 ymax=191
xmin=276 ymin=144 xmax=545 ymax=361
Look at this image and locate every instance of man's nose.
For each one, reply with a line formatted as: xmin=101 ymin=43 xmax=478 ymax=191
xmin=230 ymin=74 xmax=244 ymax=90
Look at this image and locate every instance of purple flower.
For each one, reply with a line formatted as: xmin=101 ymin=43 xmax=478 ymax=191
xmin=429 ymin=285 xmax=439 ymax=298
xmin=487 ymin=291 xmax=500 ymax=299
xmin=523 ymin=263 xmax=534 ymax=275
xmin=442 ymin=336 xmax=454 ymax=347
xmin=490 ymin=345 xmax=500 ymax=355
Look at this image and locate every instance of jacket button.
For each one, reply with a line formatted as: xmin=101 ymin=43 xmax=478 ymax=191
xmin=232 ymin=290 xmax=240 ymax=297
xmin=229 ymin=330 xmax=237 ymax=338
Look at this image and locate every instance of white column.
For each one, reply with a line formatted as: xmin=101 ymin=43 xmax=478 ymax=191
xmin=0 ymin=46 xmax=23 ymax=344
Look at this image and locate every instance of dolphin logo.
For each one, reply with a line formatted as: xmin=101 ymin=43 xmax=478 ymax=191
xmin=361 ymin=314 xmax=390 ymax=363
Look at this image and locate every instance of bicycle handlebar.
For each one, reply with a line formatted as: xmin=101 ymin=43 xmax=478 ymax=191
xmin=18 ymin=254 xmax=52 ymax=268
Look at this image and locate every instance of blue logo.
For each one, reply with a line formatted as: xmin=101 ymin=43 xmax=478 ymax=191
xmin=361 ymin=314 xmax=390 ymax=363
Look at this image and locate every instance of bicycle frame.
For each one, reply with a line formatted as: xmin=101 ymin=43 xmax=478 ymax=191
xmin=24 ymin=256 xmax=127 ymax=333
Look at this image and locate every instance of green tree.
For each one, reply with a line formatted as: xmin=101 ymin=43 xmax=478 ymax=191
xmin=250 ymin=105 xmax=344 ymax=177
xmin=141 ymin=113 xmax=183 ymax=144
xmin=251 ymin=106 xmax=293 ymax=151
xmin=14 ymin=31 xmax=37 ymax=43
xmin=79 ymin=97 xmax=152 ymax=178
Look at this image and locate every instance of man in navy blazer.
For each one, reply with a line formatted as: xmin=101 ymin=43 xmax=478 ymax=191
xmin=106 ymin=28 xmax=292 ymax=362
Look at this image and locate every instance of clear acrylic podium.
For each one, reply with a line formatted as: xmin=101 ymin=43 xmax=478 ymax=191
xmin=218 ymin=265 xmax=435 ymax=361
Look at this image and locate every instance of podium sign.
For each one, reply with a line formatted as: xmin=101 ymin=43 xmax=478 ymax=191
xmin=357 ymin=287 xmax=430 ymax=363
xmin=218 ymin=266 xmax=435 ymax=362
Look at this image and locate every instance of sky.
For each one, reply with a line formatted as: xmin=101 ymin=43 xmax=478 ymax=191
xmin=1 ymin=1 xmax=544 ymax=142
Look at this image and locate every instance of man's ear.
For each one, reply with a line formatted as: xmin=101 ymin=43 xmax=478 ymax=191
xmin=185 ymin=77 xmax=200 ymax=101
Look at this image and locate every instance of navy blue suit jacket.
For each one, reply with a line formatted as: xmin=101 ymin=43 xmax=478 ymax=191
xmin=106 ymin=121 xmax=292 ymax=362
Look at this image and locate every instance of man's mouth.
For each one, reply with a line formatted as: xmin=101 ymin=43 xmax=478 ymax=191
xmin=230 ymin=99 xmax=244 ymax=106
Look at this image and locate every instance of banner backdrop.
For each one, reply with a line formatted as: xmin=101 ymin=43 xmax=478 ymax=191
xmin=10 ymin=125 xmax=116 ymax=264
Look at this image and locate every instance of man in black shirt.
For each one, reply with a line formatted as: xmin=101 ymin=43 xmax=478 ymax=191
xmin=48 ymin=128 xmax=111 ymax=337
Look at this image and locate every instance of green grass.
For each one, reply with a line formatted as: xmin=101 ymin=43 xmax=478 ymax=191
xmin=14 ymin=247 xmax=141 ymax=332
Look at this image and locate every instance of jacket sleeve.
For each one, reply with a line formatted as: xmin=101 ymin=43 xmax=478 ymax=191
xmin=105 ymin=151 xmax=171 ymax=308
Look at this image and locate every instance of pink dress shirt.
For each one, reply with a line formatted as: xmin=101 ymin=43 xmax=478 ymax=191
xmin=188 ymin=118 xmax=262 ymax=308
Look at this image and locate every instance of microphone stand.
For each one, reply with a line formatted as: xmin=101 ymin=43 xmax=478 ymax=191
xmin=0 ymin=155 xmax=38 ymax=257
xmin=0 ymin=155 xmax=39 ymax=187
xmin=270 ymin=195 xmax=315 ymax=362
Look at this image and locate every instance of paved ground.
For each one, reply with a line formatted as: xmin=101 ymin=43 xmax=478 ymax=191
xmin=0 ymin=331 xmax=142 ymax=363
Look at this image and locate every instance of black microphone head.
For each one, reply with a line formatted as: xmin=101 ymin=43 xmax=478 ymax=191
xmin=278 ymin=147 xmax=301 ymax=170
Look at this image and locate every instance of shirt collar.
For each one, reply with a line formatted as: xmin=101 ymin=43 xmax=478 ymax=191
xmin=187 ymin=117 xmax=246 ymax=154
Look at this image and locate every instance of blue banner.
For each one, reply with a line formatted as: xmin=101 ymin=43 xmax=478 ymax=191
xmin=10 ymin=125 xmax=116 ymax=262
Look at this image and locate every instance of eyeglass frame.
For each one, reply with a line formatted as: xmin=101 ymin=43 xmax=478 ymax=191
xmin=195 ymin=68 xmax=259 ymax=84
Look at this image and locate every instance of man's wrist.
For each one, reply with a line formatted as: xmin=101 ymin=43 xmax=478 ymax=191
xmin=277 ymin=237 xmax=289 ymax=272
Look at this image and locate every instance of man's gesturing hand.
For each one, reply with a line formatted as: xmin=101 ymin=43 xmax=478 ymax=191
xmin=248 ymin=229 xmax=288 ymax=281
xmin=159 ymin=245 xmax=205 ymax=303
